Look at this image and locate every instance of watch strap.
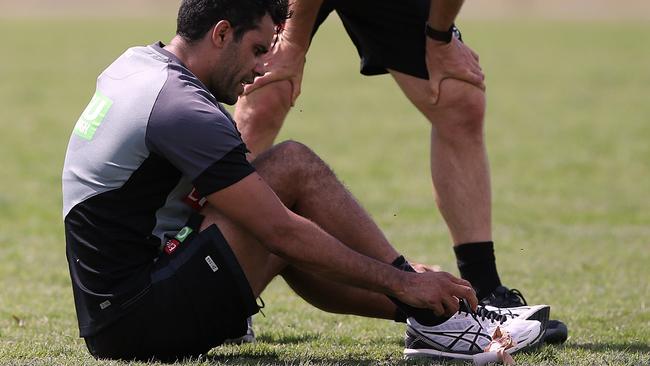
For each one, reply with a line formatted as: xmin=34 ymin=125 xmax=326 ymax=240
xmin=425 ymin=23 xmax=455 ymax=43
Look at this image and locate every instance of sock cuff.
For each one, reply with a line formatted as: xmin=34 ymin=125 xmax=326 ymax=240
xmin=391 ymin=255 xmax=406 ymax=267
xmin=454 ymin=241 xmax=495 ymax=265
xmin=391 ymin=255 xmax=416 ymax=273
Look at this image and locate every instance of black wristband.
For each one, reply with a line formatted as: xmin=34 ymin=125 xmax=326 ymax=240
xmin=425 ymin=23 xmax=455 ymax=43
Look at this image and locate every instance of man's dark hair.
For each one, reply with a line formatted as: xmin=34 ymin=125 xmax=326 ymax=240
xmin=177 ymin=0 xmax=290 ymax=42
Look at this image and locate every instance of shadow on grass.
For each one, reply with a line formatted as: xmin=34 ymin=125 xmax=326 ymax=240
xmin=206 ymin=350 xmax=406 ymax=366
xmin=565 ymin=342 xmax=650 ymax=354
xmin=255 ymin=333 xmax=319 ymax=344
xmin=205 ymin=348 xmax=454 ymax=366
xmin=205 ymin=356 xmax=396 ymax=366
xmin=205 ymin=333 xmax=420 ymax=366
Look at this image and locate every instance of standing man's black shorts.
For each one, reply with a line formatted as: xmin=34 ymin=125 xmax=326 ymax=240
xmin=84 ymin=223 xmax=258 ymax=362
xmin=314 ymin=0 xmax=460 ymax=80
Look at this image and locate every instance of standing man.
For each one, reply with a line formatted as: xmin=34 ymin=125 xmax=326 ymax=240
xmin=234 ymin=0 xmax=567 ymax=342
xmin=62 ymin=0 xmax=548 ymax=361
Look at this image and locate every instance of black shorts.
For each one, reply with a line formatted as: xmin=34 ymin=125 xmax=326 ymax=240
xmin=84 ymin=224 xmax=258 ymax=362
xmin=314 ymin=0 xmax=436 ymax=79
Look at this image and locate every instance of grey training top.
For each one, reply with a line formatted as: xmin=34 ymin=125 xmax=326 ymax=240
xmin=62 ymin=42 xmax=255 ymax=336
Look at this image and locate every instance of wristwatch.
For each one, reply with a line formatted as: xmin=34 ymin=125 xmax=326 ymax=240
xmin=425 ymin=23 xmax=456 ymax=43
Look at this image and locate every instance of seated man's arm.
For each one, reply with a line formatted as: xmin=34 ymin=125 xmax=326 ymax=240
xmin=206 ymin=172 xmax=477 ymax=314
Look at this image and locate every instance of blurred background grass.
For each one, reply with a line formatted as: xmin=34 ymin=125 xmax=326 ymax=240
xmin=0 ymin=1 xmax=649 ymax=365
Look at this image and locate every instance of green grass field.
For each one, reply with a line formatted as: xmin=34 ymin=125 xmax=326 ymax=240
xmin=0 ymin=14 xmax=649 ymax=366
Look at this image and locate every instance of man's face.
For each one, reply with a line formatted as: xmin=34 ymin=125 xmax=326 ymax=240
xmin=210 ymin=15 xmax=275 ymax=105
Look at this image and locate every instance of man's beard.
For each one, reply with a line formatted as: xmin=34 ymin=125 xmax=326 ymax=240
xmin=209 ymin=79 xmax=239 ymax=105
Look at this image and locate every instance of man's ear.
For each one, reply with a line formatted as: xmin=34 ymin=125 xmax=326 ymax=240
xmin=211 ymin=20 xmax=233 ymax=48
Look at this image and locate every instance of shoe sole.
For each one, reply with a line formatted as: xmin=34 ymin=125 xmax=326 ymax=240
xmin=404 ymin=318 xmax=546 ymax=361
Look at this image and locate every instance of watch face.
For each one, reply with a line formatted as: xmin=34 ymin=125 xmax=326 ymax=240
xmin=452 ymin=25 xmax=463 ymax=42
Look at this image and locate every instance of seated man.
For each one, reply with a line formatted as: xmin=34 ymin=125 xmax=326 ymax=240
xmin=62 ymin=0 xmax=548 ymax=361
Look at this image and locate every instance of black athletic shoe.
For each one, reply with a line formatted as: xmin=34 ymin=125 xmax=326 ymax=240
xmin=480 ymin=286 xmax=568 ymax=344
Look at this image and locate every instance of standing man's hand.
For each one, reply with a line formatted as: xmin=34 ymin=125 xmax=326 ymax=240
xmin=425 ymin=0 xmax=484 ymax=104
xmin=243 ymin=34 xmax=306 ymax=105
xmin=426 ymin=35 xmax=485 ymax=104
xmin=411 ymin=261 xmax=442 ymax=273
xmin=243 ymin=0 xmax=324 ymax=105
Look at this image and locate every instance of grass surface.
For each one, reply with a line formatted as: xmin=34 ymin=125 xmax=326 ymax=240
xmin=0 ymin=15 xmax=649 ymax=366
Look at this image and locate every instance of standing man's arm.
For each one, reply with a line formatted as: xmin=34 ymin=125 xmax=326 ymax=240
xmin=425 ymin=0 xmax=485 ymax=103
xmin=246 ymin=0 xmax=485 ymax=104
xmin=427 ymin=0 xmax=465 ymax=32
xmin=243 ymin=0 xmax=324 ymax=103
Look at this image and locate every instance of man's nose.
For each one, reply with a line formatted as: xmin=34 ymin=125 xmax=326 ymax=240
xmin=253 ymin=59 xmax=266 ymax=77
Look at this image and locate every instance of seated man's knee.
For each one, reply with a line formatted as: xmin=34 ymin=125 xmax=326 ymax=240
xmin=253 ymin=140 xmax=328 ymax=202
xmin=425 ymin=79 xmax=486 ymax=141
xmin=272 ymin=140 xmax=317 ymax=164
xmin=265 ymin=141 xmax=328 ymax=180
xmin=254 ymin=140 xmax=314 ymax=172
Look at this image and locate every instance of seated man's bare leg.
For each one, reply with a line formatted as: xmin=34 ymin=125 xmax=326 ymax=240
xmin=252 ymin=141 xmax=401 ymax=263
xmin=200 ymin=204 xmax=396 ymax=319
xmin=200 ymin=141 xmax=402 ymax=319
xmin=281 ymin=266 xmax=396 ymax=320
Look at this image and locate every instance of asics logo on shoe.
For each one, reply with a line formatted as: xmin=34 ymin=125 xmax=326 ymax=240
xmin=409 ymin=323 xmax=492 ymax=353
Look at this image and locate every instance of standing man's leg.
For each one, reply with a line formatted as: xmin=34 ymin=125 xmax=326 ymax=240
xmin=389 ymin=72 xmax=501 ymax=301
xmin=235 ymin=78 xmax=293 ymax=157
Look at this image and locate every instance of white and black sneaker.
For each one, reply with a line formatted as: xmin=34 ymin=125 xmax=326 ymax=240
xmin=403 ymin=303 xmax=546 ymax=361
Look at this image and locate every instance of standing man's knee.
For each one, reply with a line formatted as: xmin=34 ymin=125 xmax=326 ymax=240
xmin=238 ymin=80 xmax=293 ymax=125
xmin=423 ymin=79 xmax=486 ymax=143
xmin=236 ymin=80 xmax=294 ymax=153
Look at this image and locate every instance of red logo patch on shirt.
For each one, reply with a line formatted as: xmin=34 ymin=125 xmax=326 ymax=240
xmin=184 ymin=188 xmax=207 ymax=211
xmin=163 ymin=238 xmax=180 ymax=255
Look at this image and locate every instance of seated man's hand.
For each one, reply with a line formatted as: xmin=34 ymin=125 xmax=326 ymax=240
xmin=396 ymin=271 xmax=477 ymax=317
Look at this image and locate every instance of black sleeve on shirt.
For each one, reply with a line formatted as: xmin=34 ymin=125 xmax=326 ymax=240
xmin=192 ymin=143 xmax=256 ymax=197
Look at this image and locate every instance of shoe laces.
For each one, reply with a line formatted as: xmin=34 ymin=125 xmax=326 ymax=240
xmin=504 ymin=288 xmax=528 ymax=306
xmin=459 ymin=299 xmax=508 ymax=325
